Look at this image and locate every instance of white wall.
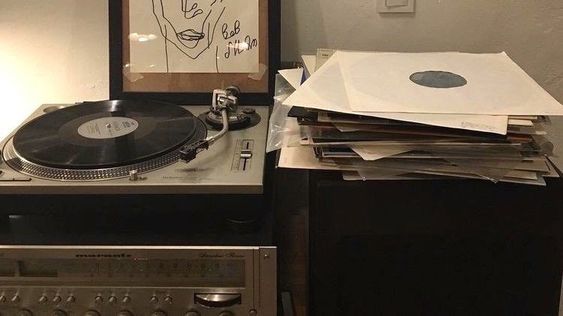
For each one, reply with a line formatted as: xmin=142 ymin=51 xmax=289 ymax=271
xmin=282 ymin=0 xmax=563 ymax=102
xmin=1 ymin=0 xmax=562 ymax=139
xmin=0 ymin=0 xmax=108 ymax=138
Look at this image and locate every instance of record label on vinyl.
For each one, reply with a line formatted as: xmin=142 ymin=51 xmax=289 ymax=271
xmin=77 ymin=117 xmax=139 ymax=139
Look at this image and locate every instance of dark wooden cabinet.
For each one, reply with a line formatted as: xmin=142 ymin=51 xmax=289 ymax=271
xmin=308 ymin=172 xmax=562 ymax=315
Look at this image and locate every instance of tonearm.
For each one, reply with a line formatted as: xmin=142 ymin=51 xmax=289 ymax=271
xmin=179 ymin=86 xmax=240 ymax=163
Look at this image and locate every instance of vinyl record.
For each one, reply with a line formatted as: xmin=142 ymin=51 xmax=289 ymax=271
xmin=12 ymin=100 xmax=207 ymax=169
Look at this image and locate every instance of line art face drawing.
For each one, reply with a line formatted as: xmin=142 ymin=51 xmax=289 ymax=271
xmin=129 ymin=0 xmax=259 ymax=73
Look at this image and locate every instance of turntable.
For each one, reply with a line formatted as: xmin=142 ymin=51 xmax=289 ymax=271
xmin=0 ymin=90 xmax=269 ymax=194
xmin=0 ymin=1 xmax=281 ymax=315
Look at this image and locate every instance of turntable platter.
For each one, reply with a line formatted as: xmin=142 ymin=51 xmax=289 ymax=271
xmin=11 ymin=100 xmax=207 ymax=169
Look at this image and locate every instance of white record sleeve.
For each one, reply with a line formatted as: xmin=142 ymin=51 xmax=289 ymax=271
xmin=339 ymin=51 xmax=563 ymax=116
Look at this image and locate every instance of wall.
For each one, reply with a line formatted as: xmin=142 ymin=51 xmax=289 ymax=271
xmin=282 ymin=0 xmax=563 ymax=102
xmin=1 ymin=0 xmax=562 ymax=139
xmin=0 ymin=0 xmax=108 ymax=138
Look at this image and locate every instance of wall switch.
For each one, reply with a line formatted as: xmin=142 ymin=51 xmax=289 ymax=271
xmin=386 ymin=0 xmax=409 ymax=7
xmin=377 ymin=0 xmax=415 ymax=13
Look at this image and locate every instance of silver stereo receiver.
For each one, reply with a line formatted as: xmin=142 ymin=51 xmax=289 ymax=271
xmin=0 ymin=246 xmax=276 ymax=316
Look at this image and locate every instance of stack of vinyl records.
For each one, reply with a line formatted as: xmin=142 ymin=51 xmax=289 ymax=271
xmin=275 ymin=51 xmax=563 ymax=185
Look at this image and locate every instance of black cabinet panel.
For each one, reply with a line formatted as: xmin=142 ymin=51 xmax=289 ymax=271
xmin=309 ymin=174 xmax=562 ymax=315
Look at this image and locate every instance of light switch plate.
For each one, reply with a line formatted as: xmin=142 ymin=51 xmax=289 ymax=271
xmin=377 ymin=0 xmax=415 ymax=13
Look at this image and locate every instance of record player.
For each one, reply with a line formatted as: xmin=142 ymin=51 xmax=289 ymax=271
xmin=0 ymin=0 xmax=281 ymax=315
xmin=0 ymin=92 xmax=269 ymax=195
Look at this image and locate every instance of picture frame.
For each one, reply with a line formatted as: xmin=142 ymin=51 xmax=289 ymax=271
xmin=109 ymin=0 xmax=280 ymax=105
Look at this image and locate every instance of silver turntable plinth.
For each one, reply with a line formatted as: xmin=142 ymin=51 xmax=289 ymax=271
xmin=0 ymin=104 xmax=269 ymax=195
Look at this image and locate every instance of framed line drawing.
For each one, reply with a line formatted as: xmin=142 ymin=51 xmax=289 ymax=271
xmin=109 ymin=0 xmax=280 ymax=105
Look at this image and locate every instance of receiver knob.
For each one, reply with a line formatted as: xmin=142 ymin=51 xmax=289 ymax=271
xmin=163 ymin=296 xmax=173 ymax=304
xmin=94 ymin=296 xmax=103 ymax=304
xmin=52 ymin=295 xmax=62 ymax=304
xmin=122 ymin=296 xmax=132 ymax=304
xmin=11 ymin=294 xmax=20 ymax=303
xmin=52 ymin=310 xmax=67 ymax=316
xmin=39 ymin=295 xmax=49 ymax=304
xmin=150 ymin=311 xmax=166 ymax=316
xmin=83 ymin=311 xmax=100 ymax=316
xmin=108 ymin=296 xmax=118 ymax=304
xmin=0 ymin=295 xmax=6 ymax=303
xmin=117 ymin=311 xmax=133 ymax=316
xmin=18 ymin=310 xmax=33 ymax=316
xmin=219 ymin=312 xmax=234 ymax=316
xmin=185 ymin=312 xmax=201 ymax=316
xmin=149 ymin=295 xmax=158 ymax=304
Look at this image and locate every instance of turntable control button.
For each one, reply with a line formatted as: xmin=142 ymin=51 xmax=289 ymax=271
xmin=242 ymin=108 xmax=255 ymax=115
xmin=129 ymin=170 xmax=139 ymax=181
